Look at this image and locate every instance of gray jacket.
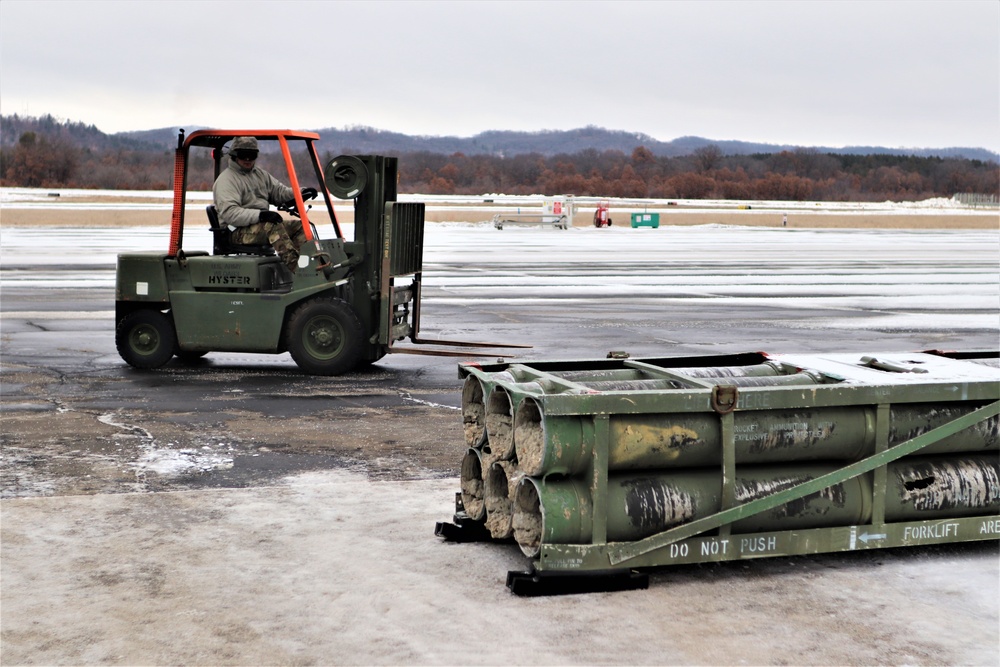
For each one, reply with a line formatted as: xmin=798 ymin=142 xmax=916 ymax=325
xmin=213 ymin=160 xmax=294 ymax=227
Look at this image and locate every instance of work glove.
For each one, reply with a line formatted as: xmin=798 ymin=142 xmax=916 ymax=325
xmin=259 ymin=210 xmax=283 ymax=224
xmin=300 ymin=187 xmax=318 ymax=200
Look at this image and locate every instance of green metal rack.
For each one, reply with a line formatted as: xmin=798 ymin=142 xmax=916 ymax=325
xmin=438 ymin=349 xmax=1000 ymax=595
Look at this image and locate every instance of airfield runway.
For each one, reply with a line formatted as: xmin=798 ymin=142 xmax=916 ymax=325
xmin=1 ymin=217 xmax=998 ymax=665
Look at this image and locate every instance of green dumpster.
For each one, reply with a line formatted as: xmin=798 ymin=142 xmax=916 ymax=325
xmin=630 ymin=212 xmax=660 ymax=228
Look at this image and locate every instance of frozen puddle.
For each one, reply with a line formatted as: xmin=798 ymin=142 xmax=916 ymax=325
xmin=98 ymin=412 xmax=234 ymax=479
xmin=134 ymin=446 xmax=234 ymax=477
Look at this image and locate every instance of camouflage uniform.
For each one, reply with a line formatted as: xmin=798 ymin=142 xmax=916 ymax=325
xmin=231 ymin=219 xmax=307 ymax=269
xmin=212 ymin=136 xmax=305 ymax=271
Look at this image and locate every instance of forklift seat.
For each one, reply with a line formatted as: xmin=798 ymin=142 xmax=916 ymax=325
xmin=206 ymin=205 xmax=274 ymax=256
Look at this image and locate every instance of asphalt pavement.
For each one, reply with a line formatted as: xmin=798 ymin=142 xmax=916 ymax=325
xmin=1 ymin=223 xmax=998 ymax=665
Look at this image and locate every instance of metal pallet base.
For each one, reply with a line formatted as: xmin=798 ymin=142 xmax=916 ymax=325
xmin=433 ymin=515 xmax=498 ymax=543
xmin=506 ymin=567 xmax=649 ymax=597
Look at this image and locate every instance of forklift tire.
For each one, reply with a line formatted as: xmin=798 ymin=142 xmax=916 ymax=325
xmin=116 ymin=310 xmax=177 ymax=370
xmin=286 ymin=297 xmax=364 ymax=375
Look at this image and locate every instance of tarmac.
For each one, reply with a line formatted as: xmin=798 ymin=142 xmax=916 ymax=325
xmin=1 ymin=221 xmax=998 ymax=665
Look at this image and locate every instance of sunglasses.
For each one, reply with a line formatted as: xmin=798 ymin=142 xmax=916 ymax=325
xmin=232 ymin=150 xmax=259 ymax=161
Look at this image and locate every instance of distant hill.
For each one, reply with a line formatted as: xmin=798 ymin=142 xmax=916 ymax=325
xmin=1 ymin=114 xmax=163 ymax=152
xmin=4 ymin=114 xmax=998 ymax=162
xmin=119 ymin=124 xmax=1000 ymax=162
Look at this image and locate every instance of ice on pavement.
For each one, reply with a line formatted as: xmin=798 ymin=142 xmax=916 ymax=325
xmin=2 ymin=221 xmax=996 ymax=334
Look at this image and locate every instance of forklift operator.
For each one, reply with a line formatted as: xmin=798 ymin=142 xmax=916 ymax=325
xmin=212 ymin=136 xmax=316 ymax=271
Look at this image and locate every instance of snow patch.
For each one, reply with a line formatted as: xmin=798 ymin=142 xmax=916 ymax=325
xmin=134 ymin=446 xmax=234 ymax=477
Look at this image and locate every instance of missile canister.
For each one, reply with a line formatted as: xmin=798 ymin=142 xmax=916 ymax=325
xmin=512 ymin=455 xmax=1000 ymax=557
xmin=514 ymin=398 xmax=999 ymax=477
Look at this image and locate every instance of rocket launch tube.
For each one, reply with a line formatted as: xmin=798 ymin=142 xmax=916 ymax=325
xmin=460 ymin=449 xmax=486 ymax=520
xmin=485 ymin=387 xmax=515 ymax=461
xmin=484 ymin=460 xmax=523 ymax=539
xmin=514 ymin=398 xmax=999 ymax=477
xmin=512 ymin=455 xmax=1000 ymax=558
xmin=462 ymin=376 xmax=486 ymax=448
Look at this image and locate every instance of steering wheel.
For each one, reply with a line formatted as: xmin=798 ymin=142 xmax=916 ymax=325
xmin=278 ymin=189 xmax=319 ymax=218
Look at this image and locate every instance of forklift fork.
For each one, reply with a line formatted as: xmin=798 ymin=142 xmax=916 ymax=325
xmin=379 ymin=202 xmax=530 ymax=358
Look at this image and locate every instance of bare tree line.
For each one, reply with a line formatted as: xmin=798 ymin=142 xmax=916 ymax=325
xmin=3 ymin=128 xmax=997 ymax=202
xmin=394 ymin=145 xmax=998 ymax=201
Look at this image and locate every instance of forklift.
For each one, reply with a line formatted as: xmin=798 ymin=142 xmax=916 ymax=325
xmin=115 ymin=129 xmax=524 ymax=375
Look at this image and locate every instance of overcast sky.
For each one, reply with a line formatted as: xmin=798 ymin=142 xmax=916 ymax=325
xmin=2 ymin=0 xmax=998 ymax=152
